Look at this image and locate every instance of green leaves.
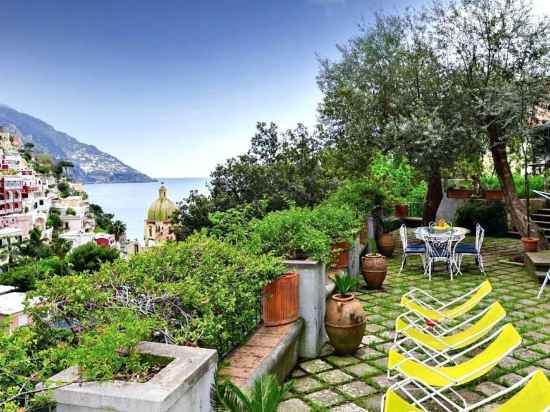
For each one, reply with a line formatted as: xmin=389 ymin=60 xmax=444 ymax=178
xmin=216 ymin=374 xmax=292 ymax=412
xmin=333 ymin=273 xmax=358 ymax=295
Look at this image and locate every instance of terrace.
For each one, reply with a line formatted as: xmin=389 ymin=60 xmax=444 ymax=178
xmin=280 ymin=236 xmax=549 ymax=411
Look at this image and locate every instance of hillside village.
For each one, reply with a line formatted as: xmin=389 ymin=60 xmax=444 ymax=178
xmin=0 ymin=126 xmax=125 ymax=334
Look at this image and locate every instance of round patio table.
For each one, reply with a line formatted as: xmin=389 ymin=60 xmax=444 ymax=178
xmin=414 ymin=226 xmax=470 ymax=241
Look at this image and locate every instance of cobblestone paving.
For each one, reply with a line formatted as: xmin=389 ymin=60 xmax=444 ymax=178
xmin=280 ymin=237 xmax=550 ymax=411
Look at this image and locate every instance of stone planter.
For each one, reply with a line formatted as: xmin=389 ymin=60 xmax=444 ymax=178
xmin=262 ymin=272 xmax=299 ymax=326
xmin=361 ymin=254 xmax=387 ymax=289
xmin=325 ymin=294 xmax=366 ymax=355
xmin=50 ymin=342 xmax=217 ymax=412
xmin=447 ymin=189 xmax=474 ymax=199
xmin=285 ymin=259 xmax=326 ymax=359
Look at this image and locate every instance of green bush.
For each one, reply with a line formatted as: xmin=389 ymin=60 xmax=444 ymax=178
xmin=310 ymin=204 xmax=361 ymax=243
xmin=480 ymin=174 xmax=545 ymax=197
xmin=323 ymin=179 xmax=385 ymax=220
xmin=67 ymin=242 xmax=120 ymax=273
xmin=248 ymin=207 xmax=332 ymax=262
xmin=455 ymin=200 xmax=508 ymax=236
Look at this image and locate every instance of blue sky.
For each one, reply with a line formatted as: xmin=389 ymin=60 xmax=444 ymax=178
xmin=1 ymin=0 xmax=548 ymax=178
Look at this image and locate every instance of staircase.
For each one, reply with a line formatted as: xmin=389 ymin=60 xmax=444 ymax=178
xmin=530 ymin=208 xmax=550 ymax=244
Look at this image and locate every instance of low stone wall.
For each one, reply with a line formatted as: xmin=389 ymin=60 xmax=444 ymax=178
xmin=217 ymin=319 xmax=304 ymax=388
xmin=50 ymin=342 xmax=217 ymax=412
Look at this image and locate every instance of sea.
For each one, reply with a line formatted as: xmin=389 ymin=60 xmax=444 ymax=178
xmin=84 ymin=178 xmax=208 ymax=241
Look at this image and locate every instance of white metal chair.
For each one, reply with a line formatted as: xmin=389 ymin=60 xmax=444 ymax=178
xmin=399 ymin=224 xmax=426 ymax=274
xmin=537 ymin=269 xmax=550 ymax=299
xmin=455 ymin=224 xmax=485 ymax=274
xmin=422 ymin=232 xmax=461 ymax=280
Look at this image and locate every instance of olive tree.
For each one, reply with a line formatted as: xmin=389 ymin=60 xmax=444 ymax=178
xmin=318 ymin=15 xmax=479 ymax=222
xmin=428 ymin=0 xmax=550 ymax=240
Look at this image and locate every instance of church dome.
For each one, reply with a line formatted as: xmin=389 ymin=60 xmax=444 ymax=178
xmin=147 ymin=184 xmax=177 ymax=222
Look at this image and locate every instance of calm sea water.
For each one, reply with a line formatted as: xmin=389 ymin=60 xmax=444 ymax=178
xmin=84 ymin=178 xmax=208 ymax=241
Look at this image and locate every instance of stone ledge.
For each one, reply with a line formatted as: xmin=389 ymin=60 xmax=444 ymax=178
xmin=218 ymin=319 xmax=304 ymax=389
xmin=49 ymin=342 xmax=217 ymax=412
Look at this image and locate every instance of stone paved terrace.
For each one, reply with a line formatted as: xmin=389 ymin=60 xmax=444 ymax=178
xmin=279 ymin=236 xmax=550 ymax=411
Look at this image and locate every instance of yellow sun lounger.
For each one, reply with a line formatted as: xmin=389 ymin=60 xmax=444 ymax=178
xmin=388 ymin=324 xmax=521 ymax=387
xmin=400 ymin=280 xmax=492 ymax=323
xmin=395 ymin=302 xmax=506 ymax=353
xmin=382 ymin=370 xmax=550 ymax=412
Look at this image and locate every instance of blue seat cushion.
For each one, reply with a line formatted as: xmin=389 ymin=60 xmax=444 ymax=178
xmin=456 ymin=243 xmax=477 ymax=254
xmin=405 ymin=244 xmax=425 ymax=253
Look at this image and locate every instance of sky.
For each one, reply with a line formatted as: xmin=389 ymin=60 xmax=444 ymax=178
xmin=1 ymin=0 xmax=549 ymax=178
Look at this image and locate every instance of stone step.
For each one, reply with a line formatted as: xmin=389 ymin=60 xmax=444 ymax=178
xmin=532 ymin=220 xmax=550 ymax=228
xmin=525 ymin=252 xmax=550 ymax=278
xmin=535 ymin=208 xmax=550 ymax=214
xmin=531 ymin=214 xmax=550 ymax=222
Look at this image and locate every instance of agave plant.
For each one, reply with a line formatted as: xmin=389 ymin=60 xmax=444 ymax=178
xmin=216 ymin=374 xmax=292 ymax=412
xmin=333 ymin=272 xmax=358 ymax=296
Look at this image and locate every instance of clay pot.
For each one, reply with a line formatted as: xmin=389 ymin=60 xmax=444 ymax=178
xmin=521 ymin=237 xmax=539 ymax=253
xmin=262 ymin=272 xmax=299 ymax=326
xmin=377 ymin=233 xmax=395 ymax=257
xmin=395 ymin=204 xmax=409 ymax=218
xmin=484 ymin=190 xmax=504 ymax=201
xmin=325 ymin=293 xmax=366 ymax=355
xmin=331 ymin=241 xmax=351 ymax=269
xmin=361 ymin=254 xmax=387 ymax=289
xmin=447 ymin=189 xmax=474 ymax=199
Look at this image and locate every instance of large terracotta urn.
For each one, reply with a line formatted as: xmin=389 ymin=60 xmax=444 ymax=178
xmin=262 ymin=272 xmax=299 ymax=326
xmin=361 ymin=254 xmax=387 ymax=289
xmin=331 ymin=241 xmax=351 ymax=269
xmin=377 ymin=233 xmax=395 ymax=257
xmin=325 ymin=293 xmax=366 ymax=355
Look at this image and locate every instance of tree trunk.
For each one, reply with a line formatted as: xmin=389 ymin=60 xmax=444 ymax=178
xmin=423 ymin=167 xmax=443 ymax=224
xmin=489 ymin=127 xmax=547 ymax=248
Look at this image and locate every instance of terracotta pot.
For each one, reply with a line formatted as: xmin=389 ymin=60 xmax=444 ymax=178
xmin=325 ymin=293 xmax=366 ymax=355
xmin=262 ymin=272 xmax=299 ymax=326
xmin=484 ymin=190 xmax=504 ymax=201
xmin=377 ymin=233 xmax=395 ymax=257
xmin=331 ymin=241 xmax=351 ymax=269
xmin=521 ymin=237 xmax=539 ymax=253
xmin=447 ymin=189 xmax=474 ymax=199
xmin=395 ymin=204 xmax=409 ymax=218
xmin=361 ymin=254 xmax=387 ymax=289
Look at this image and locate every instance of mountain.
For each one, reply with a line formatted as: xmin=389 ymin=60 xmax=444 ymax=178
xmin=0 ymin=104 xmax=154 ymax=183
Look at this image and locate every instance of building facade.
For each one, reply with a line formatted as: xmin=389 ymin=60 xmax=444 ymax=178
xmin=144 ymin=184 xmax=176 ymax=246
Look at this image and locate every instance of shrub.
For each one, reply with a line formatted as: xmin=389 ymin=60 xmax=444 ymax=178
xmin=455 ymin=200 xmax=508 ymax=236
xmin=67 ymin=242 xmax=120 ymax=273
xmin=324 ymin=179 xmax=385 ymax=220
xmin=248 ymin=207 xmax=332 ymax=262
xmin=310 ymin=204 xmax=361 ymax=243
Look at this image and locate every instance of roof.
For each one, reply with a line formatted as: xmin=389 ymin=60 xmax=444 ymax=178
xmin=147 ymin=185 xmax=176 ymax=222
xmin=0 ymin=292 xmax=26 ymax=315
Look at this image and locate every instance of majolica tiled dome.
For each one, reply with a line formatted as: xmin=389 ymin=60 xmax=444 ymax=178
xmin=147 ymin=184 xmax=176 ymax=222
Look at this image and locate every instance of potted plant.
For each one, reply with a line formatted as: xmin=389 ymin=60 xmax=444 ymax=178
xmin=361 ymin=239 xmax=388 ymax=289
xmin=262 ymin=271 xmax=299 ymax=326
xmin=447 ymin=179 xmax=474 ymax=199
xmin=483 ymin=189 xmax=504 ymax=200
xmin=394 ymin=203 xmax=409 ymax=218
xmin=325 ymin=273 xmax=366 ymax=355
xmin=377 ymin=218 xmax=400 ymax=257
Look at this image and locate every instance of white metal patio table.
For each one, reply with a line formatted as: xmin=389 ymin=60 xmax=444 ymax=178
xmin=414 ymin=226 xmax=470 ymax=279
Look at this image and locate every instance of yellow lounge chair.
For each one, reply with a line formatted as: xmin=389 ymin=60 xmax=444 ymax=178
xmin=395 ymin=302 xmax=506 ymax=354
xmin=388 ymin=324 xmax=521 ymax=387
xmin=382 ymin=370 xmax=550 ymax=412
xmin=400 ymin=280 xmax=492 ymax=323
